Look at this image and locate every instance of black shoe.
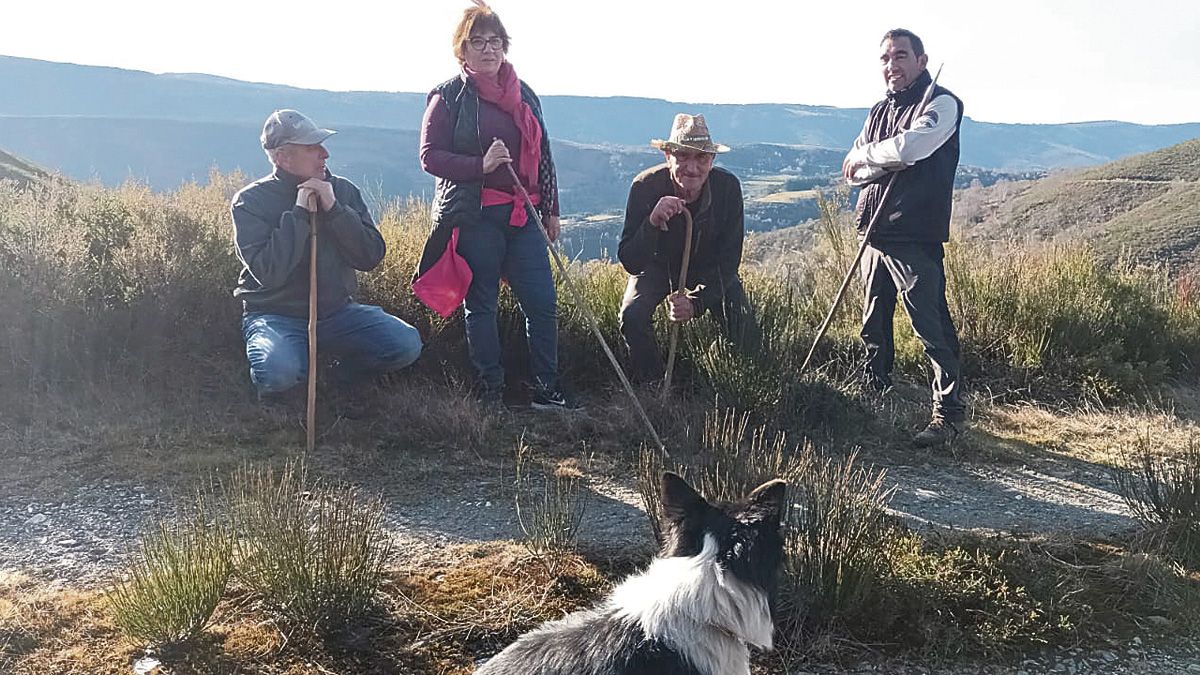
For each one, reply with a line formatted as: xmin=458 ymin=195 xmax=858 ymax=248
xmin=530 ymin=384 xmax=582 ymax=412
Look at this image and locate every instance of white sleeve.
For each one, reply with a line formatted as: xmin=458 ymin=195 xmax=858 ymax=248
xmin=860 ymin=94 xmax=959 ymax=169
xmin=844 ymin=116 xmax=889 ymax=186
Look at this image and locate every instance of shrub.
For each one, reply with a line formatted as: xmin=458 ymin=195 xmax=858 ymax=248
xmin=947 ymin=244 xmax=1200 ymax=400
xmin=227 ymin=461 xmax=392 ymax=631
xmin=106 ymin=499 xmax=233 ymax=646
xmin=1111 ymin=434 xmax=1200 ymax=564
xmin=637 ymin=408 xmax=807 ymax=546
xmin=513 ymin=435 xmax=589 ymax=556
xmin=777 ymin=449 xmax=895 ymax=639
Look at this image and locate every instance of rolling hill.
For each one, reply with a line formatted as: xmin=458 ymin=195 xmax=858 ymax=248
xmin=745 ymin=138 xmax=1200 ymax=272
xmin=0 ymin=147 xmax=48 ymax=187
xmin=958 ymin=138 xmax=1200 ymax=268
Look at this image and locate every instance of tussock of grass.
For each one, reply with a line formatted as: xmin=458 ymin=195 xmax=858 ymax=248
xmin=227 ymin=461 xmax=392 ymax=632
xmin=1112 ymin=434 xmax=1200 ymax=565
xmin=777 ymin=449 xmax=895 ymax=644
xmin=106 ymin=505 xmax=233 ymax=646
xmin=513 ymin=436 xmax=590 ymax=556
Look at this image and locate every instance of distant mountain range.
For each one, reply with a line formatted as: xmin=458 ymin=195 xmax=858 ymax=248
xmin=1 ymin=54 xmax=1197 ymax=246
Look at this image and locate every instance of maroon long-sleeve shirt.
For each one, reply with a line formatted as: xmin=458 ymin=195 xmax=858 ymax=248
xmin=420 ymin=92 xmax=525 ymax=189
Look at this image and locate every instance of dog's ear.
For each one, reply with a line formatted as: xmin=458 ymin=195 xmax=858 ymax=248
xmin=743 ymin=479 xmax=787 ymax=525
xmin=660 ymin=471 xmax=708 ymax=524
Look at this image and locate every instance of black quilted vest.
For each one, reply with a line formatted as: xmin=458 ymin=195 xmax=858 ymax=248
xmin=426 ymin=75 xmax=550 ymax=231
xmin=854 ymin=70 xmax=963 ymax=243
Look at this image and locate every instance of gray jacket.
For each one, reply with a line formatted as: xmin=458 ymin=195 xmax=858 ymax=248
xmin=231 ymin=169 xmax=384 ymax=318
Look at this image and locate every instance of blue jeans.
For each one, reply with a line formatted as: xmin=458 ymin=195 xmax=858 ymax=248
xmin=456 ymin=204 xmax=558 ymax=389
xmin=242 ymin=302 xmax=422 ymax=395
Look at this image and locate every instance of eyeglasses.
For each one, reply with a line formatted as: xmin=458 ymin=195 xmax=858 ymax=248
xmin=467 ymin=36 xmax=505 ymax=52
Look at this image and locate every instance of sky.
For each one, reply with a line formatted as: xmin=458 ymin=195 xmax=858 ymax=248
xmin=6 ymin=0 xmax=1200 ymax=125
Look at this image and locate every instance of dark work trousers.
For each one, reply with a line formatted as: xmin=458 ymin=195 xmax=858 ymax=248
xmin=618 ymin=265 xmax=754 ymax=383
xmin=859 ymin=240 xmax=966 ymax=422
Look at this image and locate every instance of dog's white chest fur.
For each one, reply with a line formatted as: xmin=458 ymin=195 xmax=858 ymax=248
xmin=610 ymin=534 xmax=773 ymax=675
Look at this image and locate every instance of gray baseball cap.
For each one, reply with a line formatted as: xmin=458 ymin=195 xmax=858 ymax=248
xmin=260 ymin=109 xmax=336 ymax=150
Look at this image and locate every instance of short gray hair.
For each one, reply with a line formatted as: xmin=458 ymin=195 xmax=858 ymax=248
xmin=264 ymin=144 xmax=289 ymax=166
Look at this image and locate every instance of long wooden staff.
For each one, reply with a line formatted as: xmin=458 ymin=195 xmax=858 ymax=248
xmin=799 ymin=64 xmax=943 ymax=374
xmin=306 ymin=194 xmax=318 ymax=455
xmin=662 ymin=209 xmax=693 ymax=392
xmin=503 ymin=163 xmax=669 ymax=457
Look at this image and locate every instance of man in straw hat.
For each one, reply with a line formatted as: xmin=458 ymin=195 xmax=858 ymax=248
xmin=232 ymin=109 xmax=422 ymax=407
xmin=843 ymin=28 xmax=965 ymax=446
xmin=617 ymin=113 xmax=754 ymax=383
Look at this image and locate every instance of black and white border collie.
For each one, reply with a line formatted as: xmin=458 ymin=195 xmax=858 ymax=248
xmin=476 ymin=471 xmax=788 ymax=675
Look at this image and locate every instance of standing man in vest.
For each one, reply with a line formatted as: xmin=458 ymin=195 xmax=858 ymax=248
xmin=842 ymin=28 xmax=966 ymax=447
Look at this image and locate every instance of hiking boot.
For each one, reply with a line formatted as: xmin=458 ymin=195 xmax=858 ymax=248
xmin=913 ymin=418 xmax=963 ymax=448
xmin=530 ymin=384 xmax=583 ymax=412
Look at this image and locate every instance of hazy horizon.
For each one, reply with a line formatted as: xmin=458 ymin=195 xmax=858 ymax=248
xmin=6 ymin=0 xmax=1199 ymax=127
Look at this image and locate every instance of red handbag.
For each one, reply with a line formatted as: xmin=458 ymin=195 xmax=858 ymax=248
xmin=412 ymin=227 xmax=473 ymax=318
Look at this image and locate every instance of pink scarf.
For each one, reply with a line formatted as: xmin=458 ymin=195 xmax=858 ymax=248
xmin=465 ymin=61 xmax=542 ymax=226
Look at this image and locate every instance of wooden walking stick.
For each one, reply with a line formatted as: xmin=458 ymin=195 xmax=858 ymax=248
xmin=503 ymin=163 xmax=670 ymax=457
xmin=799 ymin=64 xmax=943 ymax=375
xmin=306 ymin=194 xmax=318 ymax=455
xmin=662 ymin=209 xmax=693 ymax=392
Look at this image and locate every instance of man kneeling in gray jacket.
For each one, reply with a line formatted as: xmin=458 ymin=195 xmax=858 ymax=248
xmin=231 ymin=109 xmax=422 ymax=403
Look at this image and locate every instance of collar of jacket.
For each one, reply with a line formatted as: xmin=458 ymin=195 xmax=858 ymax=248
xmin=886 ymin=69 xmax=933 ymax=107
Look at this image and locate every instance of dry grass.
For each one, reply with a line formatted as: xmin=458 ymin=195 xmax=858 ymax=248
xmin=0 ymin=544 xmax=611 ymax=675
xmin=979 ymin=398 xmax=1200 ymax=467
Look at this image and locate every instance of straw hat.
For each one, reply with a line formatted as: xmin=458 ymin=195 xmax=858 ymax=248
xmin=650 ymin=113 xmax=730 ymax=154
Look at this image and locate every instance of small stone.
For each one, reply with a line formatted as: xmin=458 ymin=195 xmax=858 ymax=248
xmin=25 ymin=513 xmax=47 ymax=525
xmin=133 ymin=656 xmax=162 ymax=675
xmin=1146 ymin=615 xmax=1173 ymax=628
xmin=57 ymin=539 xmax=79 ymax=547
xmin=1098 ymin=650 xmax=1117 ymax=662
xmin=1187 ymin=665 xmax=1200 ymax=673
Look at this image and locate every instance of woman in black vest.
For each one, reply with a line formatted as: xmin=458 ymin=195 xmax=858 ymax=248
xmin=418 ymin=2 xmax=574 ymax=410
